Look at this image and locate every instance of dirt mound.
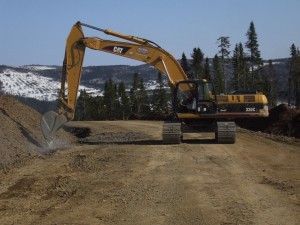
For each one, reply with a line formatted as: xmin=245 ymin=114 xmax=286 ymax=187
xmin=0 ymin=95 xmax=75 ymax=169
xmin=263 ymin=104 xmax=300 ymax=137
xmin=236 ymin=104 xmax=300 ymax=138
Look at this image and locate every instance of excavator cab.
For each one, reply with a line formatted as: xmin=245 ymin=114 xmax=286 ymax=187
xmin=174 ymin=80 xmax=217 ymax=115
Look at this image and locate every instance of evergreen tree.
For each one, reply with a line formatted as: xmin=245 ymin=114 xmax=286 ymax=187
xmin=217 ymin=36 xmax=231 ymax=92
xmin=138 ymin=78 xmax=150 ymax=115
xmin=75 ymin=89 xmax=102 ymax=121
xmin=74 ymin=89 xmax=88 ymax=121
xmin=152 ymin=72 xmax=169 ymax=113
xmin=239 ymin=42 xmax=250 ymax=90
xmin=130 ymin=73 xmax=140 ymax=114
xmin=191 ymin=47 xmax=204 ymax=80
xmin=95 ymin=96 xmax=106 ymax=120
xmin=213 ymin=54 xmax=224 ymax=94
xmin=262 ymin=60 xmax=277 ymax=107
xmin=180 ymin=52 xmax=190 ymax=78
xmin=245 ymin=21 xmax=263 ymax=89
xmin=289 ymin=43 xmax=300 ymax=107
xmin=118 ymin=82 xmax=131 ymax=120
xmin=103 ymin=78 xmax=118 ymax=120
xmin=203 ymin=57 xmax=211 ymax=81
xmin=232 ymin=42 xmax=249 ymax=90
xmin=87 ymin=95 xmax=102 ymax=120
xmin=129 ymin=73 xmax=150 ymax=116
xmin=232 ymin=44 xmax=241 ymax=90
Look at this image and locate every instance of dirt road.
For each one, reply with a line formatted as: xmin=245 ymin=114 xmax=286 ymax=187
xmin=0 ymin=121 xmax=299 ymax=225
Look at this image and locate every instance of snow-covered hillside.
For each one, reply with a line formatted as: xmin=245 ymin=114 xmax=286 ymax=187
xmin=20 ymin=65 xmax=57 ymax=71
xmin=0 ymin=67 xmax=102 ymax=101
xmin=0 ymin=65 xmax=166 ymax=102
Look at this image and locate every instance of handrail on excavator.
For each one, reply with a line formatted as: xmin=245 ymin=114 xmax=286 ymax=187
xmin=79 ymin=21 xmax=161 ymax=47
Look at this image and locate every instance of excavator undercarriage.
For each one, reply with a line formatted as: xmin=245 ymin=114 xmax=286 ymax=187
xmin=162 ymin=121 xmax=237 ymax=144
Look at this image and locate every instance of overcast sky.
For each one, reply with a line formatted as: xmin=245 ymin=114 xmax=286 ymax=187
xmin=1 ymin=0 xmax=300 ymax=66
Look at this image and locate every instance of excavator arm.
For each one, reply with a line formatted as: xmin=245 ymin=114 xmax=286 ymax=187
xmin=41 ymin=21 xmax=188 ymax=143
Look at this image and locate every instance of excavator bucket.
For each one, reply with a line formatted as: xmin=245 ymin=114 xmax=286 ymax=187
xmin=40 ymin=111 xmax=68 ymax=144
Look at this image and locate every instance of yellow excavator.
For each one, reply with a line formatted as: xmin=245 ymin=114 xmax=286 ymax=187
xmin=41 ymin=21 xmax=269 ymax=144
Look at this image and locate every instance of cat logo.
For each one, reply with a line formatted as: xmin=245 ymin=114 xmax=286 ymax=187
xmin=103 ymin=46 xmax=131 ymax=55
xmin=113 ymin=46 xmax=124 ymax=54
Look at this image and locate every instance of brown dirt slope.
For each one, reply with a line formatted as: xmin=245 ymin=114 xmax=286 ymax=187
xmin=0 ymin=121 xmax=299 ymax=225
xmin=1 ymin=95 xmax=299 ymax=170
xmin=0 ymin=95 xmax=74 ymax=169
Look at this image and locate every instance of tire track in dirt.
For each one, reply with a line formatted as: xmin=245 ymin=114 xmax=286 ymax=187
xmin=0 ymin=121 xmax=299 ymax=225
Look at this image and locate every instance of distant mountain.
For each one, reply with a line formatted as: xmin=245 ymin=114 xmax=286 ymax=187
xmin=0 ymin=65 xmax=65 ymax=101
xmin=0 ymin=58 xmax=292 ymax=112
xmin=0 ymin=64 xmax=162 ymax=102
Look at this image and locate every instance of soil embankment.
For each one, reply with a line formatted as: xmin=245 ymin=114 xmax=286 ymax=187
xmin=0 ymin=96 xmax=75 ymax=169
xmin=0 ymin=96 xmax=299 ymax=224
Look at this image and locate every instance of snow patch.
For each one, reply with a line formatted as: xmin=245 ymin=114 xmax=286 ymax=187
xmin=20 ymin=65 xmax=57 ymax=71
xmin=0 ymin=69 xmax=102 ymax=101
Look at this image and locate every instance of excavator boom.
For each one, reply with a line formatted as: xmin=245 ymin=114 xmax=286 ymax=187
xmin=41 ymin=21 xmax=188 ymax=143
